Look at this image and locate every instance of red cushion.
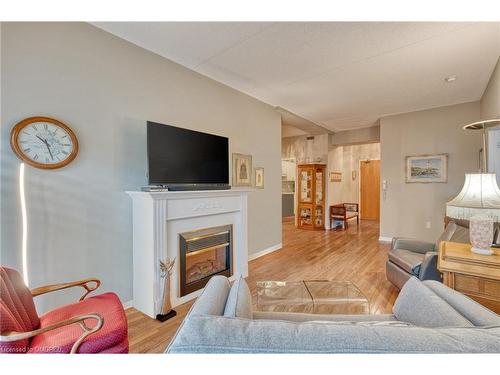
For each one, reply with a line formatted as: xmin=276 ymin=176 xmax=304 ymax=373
xmin=28 ymin=292 xmax=128 ymax=354
xmin=0 ymin=267 xmax=40 ymax=354
xmin=99 ymin=338 xmax=129 ymax=354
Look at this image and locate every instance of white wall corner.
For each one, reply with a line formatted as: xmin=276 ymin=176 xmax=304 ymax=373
xmin=249 ymin=243 xmax=283 ymax=261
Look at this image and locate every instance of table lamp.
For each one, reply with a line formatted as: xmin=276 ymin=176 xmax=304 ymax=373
xmin=446 ymin=119 xmax=500 ymax=255
xmin=446 ymin=173 xmax=500 ymax=254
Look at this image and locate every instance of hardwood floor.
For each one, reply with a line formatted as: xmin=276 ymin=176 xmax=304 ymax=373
xmin=126 ymin=218 xmax=399 ymax=353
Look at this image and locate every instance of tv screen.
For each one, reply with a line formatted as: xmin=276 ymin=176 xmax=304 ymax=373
xmin=147 ymin=121 xmax=229 ymax=185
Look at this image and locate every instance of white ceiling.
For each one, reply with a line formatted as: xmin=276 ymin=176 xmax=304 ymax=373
xmin=277 ymin=107 xmax=330 ymax=136
xmin=281 ymin=124 xmax=307 ymax=138
xmin=93 ymin=22 xmax=500 ymax=131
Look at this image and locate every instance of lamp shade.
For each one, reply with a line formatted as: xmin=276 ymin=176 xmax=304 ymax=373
xmin=446 ymin=173 xmax=500 ymax=221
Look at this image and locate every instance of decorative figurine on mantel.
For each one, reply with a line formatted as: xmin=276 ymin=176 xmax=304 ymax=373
xmin=157 ymin=258 xmax=177 ymax=322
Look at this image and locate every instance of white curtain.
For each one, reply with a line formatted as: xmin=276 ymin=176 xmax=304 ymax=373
xmin=488 ymin=128 xmax=500 ymax=186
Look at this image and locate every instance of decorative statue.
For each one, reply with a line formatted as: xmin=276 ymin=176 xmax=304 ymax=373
xmin=157 ymin=258 xmax=177 ymax=322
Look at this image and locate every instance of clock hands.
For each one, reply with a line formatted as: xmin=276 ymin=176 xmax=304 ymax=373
xmin=46 ymin=143 xmax=54 ymax=161
xmin=36 ymin=134 xmax=54 ymax=160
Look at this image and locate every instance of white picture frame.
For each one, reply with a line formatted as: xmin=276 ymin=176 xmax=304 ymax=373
xmin=255 ymin=167 xmax=264 ymax=189
xmin=232 ymin=153 xmax=252 ymax=186
xmin=405 ymin=154 xmax=448 ymax=183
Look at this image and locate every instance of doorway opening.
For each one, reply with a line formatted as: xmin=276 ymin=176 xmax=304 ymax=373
xmin=281 ymin=158 xmax=297 ymax=219
xmin=328 ymin=142 xmax=380 ymax=227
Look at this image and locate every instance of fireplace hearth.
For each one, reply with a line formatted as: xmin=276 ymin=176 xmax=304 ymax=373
xmin=179 ymin=225 xmax=233 ymax=297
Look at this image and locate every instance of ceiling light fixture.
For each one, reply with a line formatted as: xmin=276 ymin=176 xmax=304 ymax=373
xmin=444 ymin=75 xmax=458 ymax=83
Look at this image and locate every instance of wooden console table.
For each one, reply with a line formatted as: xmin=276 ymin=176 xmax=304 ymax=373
xmin=438 ymin=241 xmax=500 ymax=313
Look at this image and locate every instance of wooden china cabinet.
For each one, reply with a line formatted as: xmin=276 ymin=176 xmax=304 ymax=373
xmin=296 ymin=164 xmax=326 ymax=230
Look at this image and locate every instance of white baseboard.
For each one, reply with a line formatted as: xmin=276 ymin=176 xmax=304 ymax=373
xmin=122 ymin=300 xmax=134 ymax=310
xmin=379 ymin=236 xmax=393 ymax=243
xmin=248 ymin=243 xmax=282 ymax=261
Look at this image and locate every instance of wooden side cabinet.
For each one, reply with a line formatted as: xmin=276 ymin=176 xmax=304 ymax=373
xmin=438 ymin=241 xmax=500 ymax=313
xmin=296 ymin=164 xmax=326 ymax=230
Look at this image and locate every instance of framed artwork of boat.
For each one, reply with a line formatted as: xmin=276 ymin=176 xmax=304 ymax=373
xmin=405 ymin=154 xmax=448 ymax=183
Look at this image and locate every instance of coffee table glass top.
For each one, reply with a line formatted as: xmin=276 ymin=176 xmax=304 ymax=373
xmin=256 ymin=280 xmax=370 ymax=314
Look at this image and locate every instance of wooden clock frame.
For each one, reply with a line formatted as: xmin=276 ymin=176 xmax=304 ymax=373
xmin=10 ymin=116 xmax=79 ymax=170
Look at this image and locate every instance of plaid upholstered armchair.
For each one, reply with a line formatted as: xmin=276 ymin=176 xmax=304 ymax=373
xmin=0 ymin=266 xmax=128 ymax=353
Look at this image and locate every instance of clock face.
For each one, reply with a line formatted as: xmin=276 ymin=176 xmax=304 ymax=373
xmin=11 ymin=117 xmax=78 ymax=169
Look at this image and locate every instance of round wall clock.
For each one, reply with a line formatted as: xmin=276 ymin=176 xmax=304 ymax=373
xmin=10 ymin=116 xmax=79 ymax=169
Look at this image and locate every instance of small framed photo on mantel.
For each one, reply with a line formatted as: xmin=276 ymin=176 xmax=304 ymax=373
xmin=232 ymin=153 xmax=252 ymax=187
xmin=405 ymin=154 xmax=448 ymax=183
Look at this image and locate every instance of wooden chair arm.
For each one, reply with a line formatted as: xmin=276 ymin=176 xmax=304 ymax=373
xmin=0 ymin=313 xmax=104 ymax=354
xmin=31 ymin=278 xmax=101 ymax=301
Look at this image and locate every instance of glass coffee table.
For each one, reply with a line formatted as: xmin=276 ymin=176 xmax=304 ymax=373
xmin=256 ymin=280 xmax=370 ymax=314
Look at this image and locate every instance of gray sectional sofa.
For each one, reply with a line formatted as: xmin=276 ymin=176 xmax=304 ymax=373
xmin=167 ymin=275 xmax=500 ymax=353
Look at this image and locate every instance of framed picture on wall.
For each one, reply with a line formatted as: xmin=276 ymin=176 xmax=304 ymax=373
xmin=405 ymin=154 xmax=448 ymax=183
xmin=255 ymin=167 xmax=264 ymax=189
xmin=232 ymin=153 xmax=252 ymax=186
xmin=330 ymin=172 xmax=342 ymax=182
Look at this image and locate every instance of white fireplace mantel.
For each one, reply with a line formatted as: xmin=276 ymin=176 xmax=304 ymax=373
xmin=126 ymin=189 xmax=250 ymax=318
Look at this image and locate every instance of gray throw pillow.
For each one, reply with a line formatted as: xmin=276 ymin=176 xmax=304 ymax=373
xmin=223 ymin=275 xmax=253 ymax=319
xmin=393 ymin=277 xmax=473 ymax=328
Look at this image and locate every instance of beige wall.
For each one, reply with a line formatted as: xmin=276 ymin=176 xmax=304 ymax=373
xmin=0 ymin=23 xmax=2 ymax=253
xmin=380 ymin=102 xmax=481 ymax=241
xmin=331 ymin=125 xmax=380 ymax=146
xmin=1 ymin=23 xmax=282 ymax=312
xmin=281 ymin=124 xmax=307 ymax=138
xmin=481 ymin=57 xmax=500 ymax=120
xmin=281 ymin=134 xmax=329 ymax=163
xmin=328 ymin=143 xmax=380 ymax=205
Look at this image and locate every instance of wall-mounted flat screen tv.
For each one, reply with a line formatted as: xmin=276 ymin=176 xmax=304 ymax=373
xmin=147 ymin=121 xmax=229 ymax=186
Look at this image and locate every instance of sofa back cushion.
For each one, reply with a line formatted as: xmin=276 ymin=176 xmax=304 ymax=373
xmin=393 ymin=277 xmax=473 ymax=328
xmin=188 ymin=275 xmax=231 ymax=317
xmin=449 ymin=225 xmax=470 ymax=244
xmin=223 ymin=276 xmax=253 ymax=319
xmin=0 ymin=267 xmax=40 ymax=353
xmin=167 ymin=315 xmax=500 ymax=353
xmin=436 ymin=221 xmax=469 ymax=249
xmin=423 ymin=280 xmax=500 ymax=327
